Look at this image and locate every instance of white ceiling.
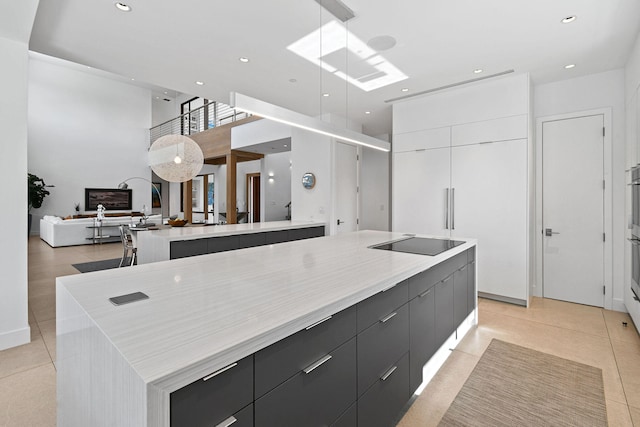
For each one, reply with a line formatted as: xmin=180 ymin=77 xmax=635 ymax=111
xmin=28 ymin=0 xmax=640 ymax=137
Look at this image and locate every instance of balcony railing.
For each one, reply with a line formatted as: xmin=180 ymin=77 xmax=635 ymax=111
xmin=149 ymin=100 xmax=251 ymax=143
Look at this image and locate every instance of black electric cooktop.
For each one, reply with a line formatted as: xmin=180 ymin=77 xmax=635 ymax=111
xmin=370 ymin=237 xmax=464 ymax=256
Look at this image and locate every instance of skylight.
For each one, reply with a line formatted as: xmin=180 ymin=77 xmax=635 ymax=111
xmin=287 ymin=20 xmax=408 ymax=92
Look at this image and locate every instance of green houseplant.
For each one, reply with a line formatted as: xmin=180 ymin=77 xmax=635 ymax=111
xmin=28 ymin=173 xmax=53 ymax=234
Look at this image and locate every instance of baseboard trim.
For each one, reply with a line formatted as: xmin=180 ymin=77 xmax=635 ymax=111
xmin=612 ymin=298 xmax=627 ymax=313
xmin=478 ymin=292 xmax=527 ymax=307
xmin=0 ymin=325 xmax=31 ymax=351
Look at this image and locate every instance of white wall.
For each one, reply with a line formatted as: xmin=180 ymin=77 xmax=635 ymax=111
xmin=291 ymin=128 xmax=333 ymax=228
xmin=360 ymin=145 xmax=390 ymax=231
xmin=28 ymin=55 xmax=152 ymax=231
xmin=216 ymin=161 xmax=260 ymax=220
xmin=534 ymin=69 xmax=626 ymax=310
xmin=261 ymin=151 xmax=292 ymax=221
xmin=0 ymin=36 xmax=30 ymax=350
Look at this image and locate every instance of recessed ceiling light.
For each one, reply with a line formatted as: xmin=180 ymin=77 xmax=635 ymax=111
xmin=365 ymin=111 xmax=371 ymax=115
xmin=130 ymin=78 xmax=135 ymax=81
xmin=564 ymin=64 xmax=576 ymax=69
xmin=195 ymin=81 xmax=205 ymax=86
xmin=155 ymin=96 xmax=160 ymax=99
xmin=561 ymin=16 xmax=577 ymax=23
xmin=401 ymin=88 xmax=409 ymax=92
xmin=474 ymin=69 xmax=483 ymax=74
xmin=289 ymin=78 xmax=297 ymax=83
xmin=284 ymin=144 xmax=288 ymax=148
xmin=239 ymin=57 xmax=249 ymax=63
xmin=323 ymin=93 xmax=330 ymax=97
xmin=164 ymin=91 xmax=168 ymax=94
xmin=115 ymin=2 xmax=132 ymax=12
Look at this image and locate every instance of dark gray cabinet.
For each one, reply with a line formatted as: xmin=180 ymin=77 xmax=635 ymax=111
xmin=264 ymin=230 xmax=289 ymax=244
xmin=254 ymin=305 xmax=356 ymax=398
xmin=170 ymin=355 xmax=253 ymax=427
xmin=357 ymin=352 xmax=411 ymax=427
xmin=357 ymin=281 xmax=408 ymax=333
xmin=468 ymin=248 xmax=476 ymax=314
xmin=254 ymin=338 xmax=357 ymax=427
xmin=357 ymin=303 xmax=409 ymax=396
xmin=170 ymin=244 xmax=476 ymax=427
xmin=170 ymin=238 xmax=208 ymax=259
xmin=169 ymin=225 xmax=326 ymax=259
xmin=332 ymin=403 xmax=357 ymax=427
xmin=238 ymin=232 xmax=266 ymax=249
xmin=208 ymin=235 xmax=239 ymax=253
xmin=434 ymin=275 xmax=455 ymax=347
xmin=453 ymin=264 xmax=469 ymax=327
xmin=409 ymin=284 xmax=436 ymax=393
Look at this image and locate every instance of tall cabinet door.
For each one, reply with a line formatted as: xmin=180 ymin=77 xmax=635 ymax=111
xmin=392 ymin=147 xmax=451 ymax=236
xmin=451 ymin=139 xmax=528 ymax=301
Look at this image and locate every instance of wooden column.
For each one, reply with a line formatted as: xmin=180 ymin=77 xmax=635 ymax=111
xmin=183 ymin=180 xmax=193 ymax=223
xmin=226 ymin=152 xmax=237 ymax=224
xmin=203 ymin=174 xmax=209 ymax=221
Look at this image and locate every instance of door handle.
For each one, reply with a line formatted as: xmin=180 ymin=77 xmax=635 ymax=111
xmin=544 ymin=228 xmax=560 ymax=237
xmin=445 ymin=188 xmax=450 ymax=230
xmin=337 ymin=219 xmax=345 ymax=225
xmin=451 ymin=188 xmax=455 ymax=230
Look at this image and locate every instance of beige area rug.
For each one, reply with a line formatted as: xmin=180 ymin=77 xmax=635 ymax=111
xmin=438 ymin=339 xmax=607 ymax=426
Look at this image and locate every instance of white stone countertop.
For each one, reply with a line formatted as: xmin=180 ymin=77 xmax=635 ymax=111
xmin=136 ymin=220 xmax=326 ymax=241
xmin=56 ymin=230 xmax=476 ymax=392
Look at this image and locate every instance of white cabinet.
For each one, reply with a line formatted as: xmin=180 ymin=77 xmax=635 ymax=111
xmin=393 ymin=148 xmax=450 ymax=236
xmin=392 ymin=73 xmax=530 ymax=305
xmin=393 ymin=127 xmax=450 ymax=152
xmin=451 ymin=115 xmax=528 ymax=147
xmin=451 ymin=140 xmax=528 ymax=301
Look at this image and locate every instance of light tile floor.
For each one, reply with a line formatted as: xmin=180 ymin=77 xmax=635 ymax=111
xmin=0 ymin=236 xmax=638 ymax=426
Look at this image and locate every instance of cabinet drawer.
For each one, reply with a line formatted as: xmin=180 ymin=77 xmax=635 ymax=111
xmin=170 ymin=355 xmax=253 ymax=427
xmin=255 ymin=305 xmax=356 ymax=398
xmin=357 ymin=352 xmax=411 ymax=427
xmin=208 ymin=235 xmax=239 ymax=253
xmin=409 ymin=285 xmax=436 ymax=393
xmin=213 ymin=404 xmax=253 ymax=427
xmin=170 ymin=239 xmax=208 ymax=259
xmin=357 ymin=280 xmax=408 ymax=333
xmin=357 ymin=303 xmax=409 ymax=396
xmin=435 ymin=275 xmax=454 ymax=346
xmin=408 ymin=251 xmax=466 ymax=299
xmin=264 ymin=230 xmax=289 ymax=245
xmin=255 ymin=338 xmax=357 ymax=427
xmin=453 ymin=264 xmax=470 ymax=327
xmin=307 ymin=226 xmax=326 ymax=238
xmin=468 ymin=258 xmax=476 ymax=314
xmin=332 ymin=403 xmax=356 ymax=427
xmin=467 ymin=246 xmax=476 ymax=264
xmin=237 ymin=232 xmax=266 ymax=249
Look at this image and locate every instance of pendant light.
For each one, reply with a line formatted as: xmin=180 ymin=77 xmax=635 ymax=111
xmin=148 ymin=134 xmax=204 ymax=182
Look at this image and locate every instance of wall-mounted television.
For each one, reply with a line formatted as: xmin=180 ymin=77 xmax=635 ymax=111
xmin=85 ymin=188 xmax=132 ymax=210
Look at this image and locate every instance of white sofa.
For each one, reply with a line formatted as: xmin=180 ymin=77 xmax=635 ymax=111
xmin=40 ymin=214 xmax=161 ymax=247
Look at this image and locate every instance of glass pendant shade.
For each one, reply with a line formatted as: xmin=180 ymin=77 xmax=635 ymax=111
xmin=148 ymin=135 xmax=204 ymax=182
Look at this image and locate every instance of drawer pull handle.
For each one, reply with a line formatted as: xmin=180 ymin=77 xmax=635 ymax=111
xmin=381 ymin=284 xmax=395 ymax=292
xmin=203 ymin=362 xmax=238 ymax=381
xmin=418 ymin=289 xmax=432 ymax=298
xmin=303 ymin=354 xmax=332 ymax=374
xmin=458 ymin=266 xmax=467 ymax=272
xmin=216 ymin=416 xmax=238 ymax=427
xmin=379 ymin=312 xmax=397 ymax=323
xmin=380 ymin=365 xmax=398 ymax=381
xmin=305 ymin=315 xmax=333 ymax=330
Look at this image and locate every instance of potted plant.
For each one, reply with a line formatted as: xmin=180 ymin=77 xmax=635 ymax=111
xmin=28 ymin=173 xmax=54 ymax=235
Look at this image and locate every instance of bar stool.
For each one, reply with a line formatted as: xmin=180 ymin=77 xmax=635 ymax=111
xmin=118 ymin=225 xmax=137 ymax=267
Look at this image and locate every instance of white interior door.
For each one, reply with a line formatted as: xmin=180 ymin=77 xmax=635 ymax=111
xmin=336 ymin=142 xmax=358 ymax=233
xmin=542 ymin=115 xmax=604 ymax=307
xmin=451 ymin=139 xmax=528 ymax=301
xmin=392 ymin=147 xmax=451 ymax=236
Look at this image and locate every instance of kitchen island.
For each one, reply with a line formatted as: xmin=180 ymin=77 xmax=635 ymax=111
xmin=57 ymin=230 xmax=477 ymax=427
xmin=135 ymin=220 xmax=326 ymax=264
